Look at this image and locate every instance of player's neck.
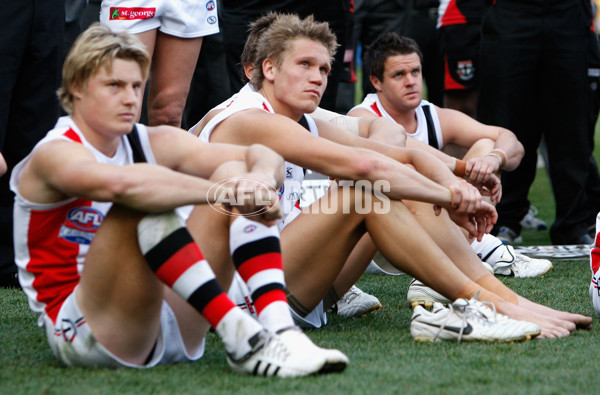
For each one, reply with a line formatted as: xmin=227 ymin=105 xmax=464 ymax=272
xmin=378 ymin=95 xmax=417 ymax=133
xmin=258 ymin=86 xmax=304 ymax=122
xmin=71 ymin=112 xmax=122 ymax=157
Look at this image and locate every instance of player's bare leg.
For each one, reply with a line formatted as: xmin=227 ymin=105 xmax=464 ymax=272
xmin=404 ymin=199 xmax=591 ymax=334
xmin=76 ymin=205 xmax=183 ymax=364
xmin=145 ymin=33 xmax=203 ymax=127
xmin=282 ymin=183 xmax=477 ymax=310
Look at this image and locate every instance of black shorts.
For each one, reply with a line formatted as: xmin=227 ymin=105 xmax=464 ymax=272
xmin=439 ymin=23 xmax=480 ymax=91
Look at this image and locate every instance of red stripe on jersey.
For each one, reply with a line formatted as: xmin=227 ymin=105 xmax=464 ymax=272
xmin=236 ymin=252 xmax=282 ymax=280
xmin=262 ymin=102 xmax=271 ymax=113
xmin=439 ymin=0 xmax=467 ymax=26
xmin=27 ymin=199 xmax=92 ymax=323
xmin=370 ymin=102 xmax=383 ymax=117
xmin=155 ymin=242 xmax=204 ymax=287
xmin=63 ymin=128 xmax=82 ymax=143
xmin=202 ymin=293 xmax=236 ymax=327
xmin=254 ymin=289 xmax=287 ymax=315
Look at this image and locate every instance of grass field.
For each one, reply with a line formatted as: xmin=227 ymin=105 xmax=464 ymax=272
xmin=1 ymin=164 xmax=597 ymax=394
xmin=2 ymin=83 xmax=599 ymax=393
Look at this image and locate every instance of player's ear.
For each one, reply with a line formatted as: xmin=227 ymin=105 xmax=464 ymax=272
xmin=370 ymin=75 xmax=382 ymax=92
xmin=262 ymin=58 xmax=276 ymax=82
xmin=70 ymin=81 xmax=84 ymax=100
xmin=244 ymin=64 xmax=254 ymax=80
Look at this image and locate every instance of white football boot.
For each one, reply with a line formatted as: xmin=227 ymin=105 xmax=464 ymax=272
xmin=406 ymin=279 xmax=451 ymax=307
xmin=483 ymin=244 xmax=553 ymax=278
xmin=333 ymin=285 xmax=382 ymax=318
xmin=227 ymin=327 xmax=348 ymax=377
xmin=410 ymin=297 xmax=536 ymax=343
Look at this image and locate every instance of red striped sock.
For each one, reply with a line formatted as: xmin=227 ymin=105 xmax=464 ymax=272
xmin=230 ymin=217 xmax=293 ymax=331
xmin=144 ymin=227 xmax=236 ymax=328
xmin=138 ymin=213 xmax=264 ymax=358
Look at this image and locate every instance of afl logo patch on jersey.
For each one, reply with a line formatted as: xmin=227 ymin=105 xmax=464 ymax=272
xmin=67 ymin=207 xmax=103 ymax=231
xmin=206 ymin=0 xmax=216 ymax=11
xmin=59 ymin=207 xmax=104 ymax=244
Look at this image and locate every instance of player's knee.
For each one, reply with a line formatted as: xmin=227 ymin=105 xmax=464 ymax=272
xmin=331 ymin=183 xmax=390 ymax=217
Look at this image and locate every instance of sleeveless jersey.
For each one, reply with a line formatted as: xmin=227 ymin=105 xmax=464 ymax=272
xmin=350 ymin=93 xmax=444 ymax=149
xmin=195 ymin=84 xmax=320 ymax=230
xmin=10 ymin=116 xmax=157 ymax=325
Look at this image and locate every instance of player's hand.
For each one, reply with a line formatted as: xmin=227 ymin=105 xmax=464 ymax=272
xmin=465 ymin=156 xmax=501 ymax=185
xmin=234 ymin=175 xmax=282 ymax=226
xmin=445 ymin=200 xmax=497 ymax=241
xmin=446 ymin=179 xmax=483 ymax=214
xmin=467 ymin=172 xmax=502 ymax=204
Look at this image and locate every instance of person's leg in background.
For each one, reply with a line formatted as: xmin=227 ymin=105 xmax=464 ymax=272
xmin=0 ymin=0 xmax=64 ymax=287
xmin=542 ymin=3 xmax=597 ymax=245
xmin=182 ymin=30 xmax=231 ymax=130
xmin=477 ymin=3 xmax=542 ymax=244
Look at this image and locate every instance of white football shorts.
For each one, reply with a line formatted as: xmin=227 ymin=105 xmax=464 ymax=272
xmin=44 ymin=290 xmax=205 ymax=368
xmin=100 ymin=0 xmax=219 ymax=38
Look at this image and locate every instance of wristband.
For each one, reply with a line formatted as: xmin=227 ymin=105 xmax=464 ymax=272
xmin=453 ymin=159 xmax=467 ymax=177
xmin=487 ymin=149 xmax=507 ymax=168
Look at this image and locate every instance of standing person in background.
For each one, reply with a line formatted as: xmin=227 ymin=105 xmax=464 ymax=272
xmin=477 ymin=0 xmax=600 ymax=245
xmin=0 ymin=0 xmax=65 ymax=288
xmin=438 ymin=0 xmax=548 ymax=235
xmin=182 ymin=29 xmax=231 ymax=130
xmin=100 ymin=0 xmax=219 ymax=127
xmin=437 ymin=0 xmax=482 ymax=118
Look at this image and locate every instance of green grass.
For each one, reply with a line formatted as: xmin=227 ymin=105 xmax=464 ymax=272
xmin=1 ymin=257 xmax=597 ymax=394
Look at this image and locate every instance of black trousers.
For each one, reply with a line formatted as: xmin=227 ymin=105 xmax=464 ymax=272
xmin=0 ymin=0 xmax=64 ymax=275
xmin=477 ymin=0 xmax=598 ymax=243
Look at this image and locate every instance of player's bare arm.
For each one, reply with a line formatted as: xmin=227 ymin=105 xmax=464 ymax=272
xmin=18 ymin=138 xmax=227 ymax=212
xmin=361 ymin=117 xmax=407 ymax=146
xmin=348 ymin=106 xmax=502 ymax=202
xmin=437 ymin=107 xmax=524 ymax=172
xmin=148 ymin=124 xmax=284 ymax=191
xmin=405 ymin=136 xmax=502 ymax=203
xmin=310 ymin=106 xmax=407 ymax=146
xmin=316 ymin=119 xmax=484 ymax=199
xmin=209 ymin=107 xmax=497 ymax=236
